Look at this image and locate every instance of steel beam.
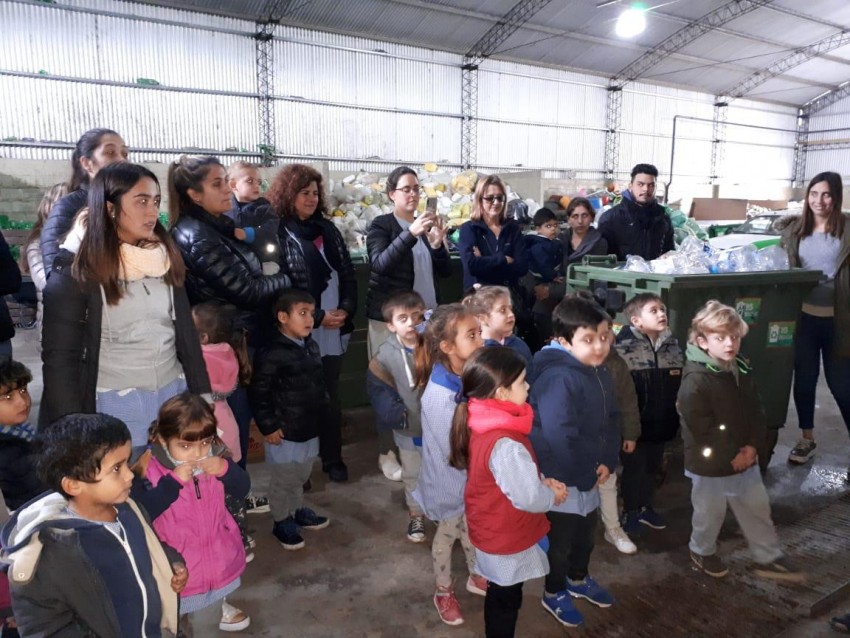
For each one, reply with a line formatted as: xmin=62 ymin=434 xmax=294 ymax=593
xmin=604 ymin=86 xmax=623 ymax=179
xmin=612 ymin=0 xmax=774 ymax=85
xmin=722 ymin=30 xmax=850 ymax=99
xmin=791 ymin=111 xmax=810 ymax=188
xmin=710 ymin=101 xmax=729 ymax=184
xmin=460 ymin=0 xmax=552 ymax=168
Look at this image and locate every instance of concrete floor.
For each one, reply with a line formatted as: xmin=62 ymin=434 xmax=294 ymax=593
xmin=11 ymin=328 xmax=850 ymax=638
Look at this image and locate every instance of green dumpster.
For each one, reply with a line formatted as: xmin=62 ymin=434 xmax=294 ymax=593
xmin=338 ymin=255 xmax=466 ymax=409
xmin=566 ymin=259 xmax=822 ymax=437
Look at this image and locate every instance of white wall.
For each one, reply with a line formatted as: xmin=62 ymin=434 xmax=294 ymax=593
xmin=0 ymin=0 xmax=803 ymax=214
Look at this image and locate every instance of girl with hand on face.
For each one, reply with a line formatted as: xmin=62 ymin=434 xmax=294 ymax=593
xmin=41 ymin=129 xmax=129 ymax=276
xmin=41 ymin=163 xmax=210 ymax=439
xmin=266 ymin=164 xmax=357 ymax=483
xmin=133 ymin=393 xmax=252 ymax=635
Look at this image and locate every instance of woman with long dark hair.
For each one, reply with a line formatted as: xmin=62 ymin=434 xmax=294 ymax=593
xmin=266 ymin=163 xmax=356 ymax=482
xmin=169 ymin=155 xmax=291 ymax=467
xmin=40 ymin=129 xmax=128 ymax=276
xmin=782 ymin=171 xmax=850 ymax=466
xmin=41 ymin=163 xmax=210 ymax=443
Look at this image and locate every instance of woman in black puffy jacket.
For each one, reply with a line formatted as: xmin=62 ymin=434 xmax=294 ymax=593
xmin=265 ymin=163 xmax=356 ymax=482
xmin=40 ymin=128 xmax=128 ymax=277
xmin=169 ymin=156 xmax=291 ymax=467
xmin=168 ymin=155 xmax=291 ymax=342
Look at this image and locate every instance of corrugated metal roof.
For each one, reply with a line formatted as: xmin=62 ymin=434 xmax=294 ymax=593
xmin=37 ymin=0 xmax=850 ymax=109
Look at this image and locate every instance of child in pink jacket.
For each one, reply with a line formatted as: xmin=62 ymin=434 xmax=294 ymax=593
xmin=132 ymin=392 xmax=251 ymax=634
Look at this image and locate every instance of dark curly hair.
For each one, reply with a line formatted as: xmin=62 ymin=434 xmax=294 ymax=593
xmin=0 ymin=360 xmax=32 ymax=393
xmin=36 ymin=413 xmax=131 ymax=498
xmin=266 ymin=163 xmax=327 ymax=220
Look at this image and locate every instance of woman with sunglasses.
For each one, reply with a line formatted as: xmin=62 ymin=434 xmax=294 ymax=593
xmin=458 ymin=175 xmax=528 ymax=292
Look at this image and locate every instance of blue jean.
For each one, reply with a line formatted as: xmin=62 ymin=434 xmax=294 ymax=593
xmin=793 ymin=312 xmax=850 ymax=433
xmin=227 ymin=385 xmax=252 ymax=470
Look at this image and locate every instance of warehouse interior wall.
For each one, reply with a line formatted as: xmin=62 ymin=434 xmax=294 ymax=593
xmin=0 ymin=0 xmax=805 ymax=218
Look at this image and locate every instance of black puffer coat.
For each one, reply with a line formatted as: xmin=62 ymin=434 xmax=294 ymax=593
xmin=278 ymin=216 xmax=357 ymax=334
xmin=248 ymin=332 xmax=328 ymax=441
xmin=39 ymin=188 xmax=87 ymax=277
xmin=365 ymin=213 xmax=451 ymax=321
xmin=169 ymin=205 xmax=291 ymax=339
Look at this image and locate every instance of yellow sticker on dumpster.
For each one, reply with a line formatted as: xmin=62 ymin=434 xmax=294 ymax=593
xmin=735 ymin=297 xmax=761 ymax=325
xmin=766 ymin=321 xmax=795 ymax=348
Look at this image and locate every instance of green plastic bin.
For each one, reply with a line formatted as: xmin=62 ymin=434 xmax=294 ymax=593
xmin=567 ymin=258 xmax=822 ymax=433
xmin=338 ymin=255 xmax=466 ymax=409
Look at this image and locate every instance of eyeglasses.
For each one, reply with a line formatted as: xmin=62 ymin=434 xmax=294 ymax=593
xmin=482 ymin=196 xmax=506 ymax=205
xmin=392 ymin=186 xmax=421 ymax=195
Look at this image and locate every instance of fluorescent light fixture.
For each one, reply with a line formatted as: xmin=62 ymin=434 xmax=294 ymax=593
xmin=616 ymin=4 xmax=647 ymax=38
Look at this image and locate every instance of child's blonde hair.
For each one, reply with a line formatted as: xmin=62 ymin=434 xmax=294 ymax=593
xmin=462 ymin=285 xmax=511 ymax=317
xmin=688 ymin=300 xmax=749 ymax=345
xmin=226 ymin=160 xmax=259 ymax=183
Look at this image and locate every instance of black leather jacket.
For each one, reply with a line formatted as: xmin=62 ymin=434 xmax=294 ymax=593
xmin=365 ymin=213 xmax=451 ymax=321
xmin=169 ymin=205 xmax=291 ymax=340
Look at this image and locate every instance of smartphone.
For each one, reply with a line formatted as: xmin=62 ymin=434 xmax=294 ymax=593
xmin=426 ymin=197 xmax=438 ymax=216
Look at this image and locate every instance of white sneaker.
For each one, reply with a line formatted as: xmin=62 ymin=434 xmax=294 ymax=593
xmin=378 ymin=451 xmax=403 ymax=481
xmin=219 ymin=600 xmax=250 ymax=632
xmin=604 ymin=527 xmax=637 ymax=555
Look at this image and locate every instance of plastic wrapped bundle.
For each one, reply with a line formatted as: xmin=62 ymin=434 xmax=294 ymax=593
xmin=624 ymin=255 xmax=652 ymax=273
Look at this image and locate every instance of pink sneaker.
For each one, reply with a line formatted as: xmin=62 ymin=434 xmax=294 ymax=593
xmin=433 ymin=586 xmax=464 ymax=626
xmin=466 ymin=574 xmax=488 ymax=596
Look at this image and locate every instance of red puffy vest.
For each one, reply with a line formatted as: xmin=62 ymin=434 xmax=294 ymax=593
xmin=465 ymin=428 xmax=550 ymax=555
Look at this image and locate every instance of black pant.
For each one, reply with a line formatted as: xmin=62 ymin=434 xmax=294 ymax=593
xmin=320 ymin=354 xmax=344 ymax=467
xmin=620 ymin=441 xmax=665 ymax=513
xmin=484 ymin=582 xmax=524 ymax=638
xmin=544 ymin=509 xmax=597 ymax=593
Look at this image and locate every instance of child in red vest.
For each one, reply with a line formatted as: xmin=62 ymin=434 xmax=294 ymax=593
xmin=450 ymin=346 xmax=567 ymax=638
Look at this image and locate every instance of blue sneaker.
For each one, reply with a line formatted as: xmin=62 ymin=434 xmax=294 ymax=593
xmin=294 ymin=507 xmax=330 ymax=530
xmin=272 ymin=516 xmax=305 ymax=550
xmin=565 ymin=576 xmax=614 ymax=608
xmin=621 ymin=510 xmax=642 ymax=537
xmin=638 ymin=506 xmax=666 ymax=530
xmin=541 ymin=592 xmax=583 ymax=627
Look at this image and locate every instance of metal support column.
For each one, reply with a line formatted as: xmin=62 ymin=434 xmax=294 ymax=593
xmin=461 ymin=61 xmax=479 ymax=169
xmin=710 ymin=100 xmax=728 ymax=184
xmin=604 ymin=84 xmax=622 ymax=180
xmin=254 ymin=20 xmax=277 ymax=166
xmin=792 ymin=109 xmax=810 ymax=189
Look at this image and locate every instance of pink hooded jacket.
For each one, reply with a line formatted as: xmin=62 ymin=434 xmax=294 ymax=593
xmin=145 ymin=455 xmax=246 ymax=598
xmin=200 ymin=342 xmax=241 ymax=462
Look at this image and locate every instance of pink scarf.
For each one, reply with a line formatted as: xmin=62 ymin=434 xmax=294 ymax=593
xmin=467 ymin=398 xmax=533 ymax=436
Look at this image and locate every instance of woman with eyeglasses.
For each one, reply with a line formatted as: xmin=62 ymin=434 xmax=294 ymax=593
xmin=458 ymin=175 xmax=528 ymax=292
xmin=365 ymin=166 xmax=451 ymax=481
xmin=365 ymin=166 xmax=451 ymax=357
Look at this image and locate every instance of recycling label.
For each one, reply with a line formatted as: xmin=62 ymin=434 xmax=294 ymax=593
xmin=766 ymin=321 xmax=795 ymax=348
xmin=735 ymin=297 xmax=761 ymax=325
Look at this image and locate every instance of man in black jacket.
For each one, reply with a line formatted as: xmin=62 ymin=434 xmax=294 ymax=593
xmin=598 ymin=164 xmax=674 ymax=261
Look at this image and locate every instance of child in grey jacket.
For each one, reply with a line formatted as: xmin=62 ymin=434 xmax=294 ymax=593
xmin=368 ymin=291 xmax=427 ymax=543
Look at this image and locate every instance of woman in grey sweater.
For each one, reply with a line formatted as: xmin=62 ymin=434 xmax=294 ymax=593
xmin=781 ymin=171 xmax=850 ymax=467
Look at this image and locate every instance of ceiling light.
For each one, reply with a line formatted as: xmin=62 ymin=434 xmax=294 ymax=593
xmin=615 ymin=4 xmax=647 ymax=39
